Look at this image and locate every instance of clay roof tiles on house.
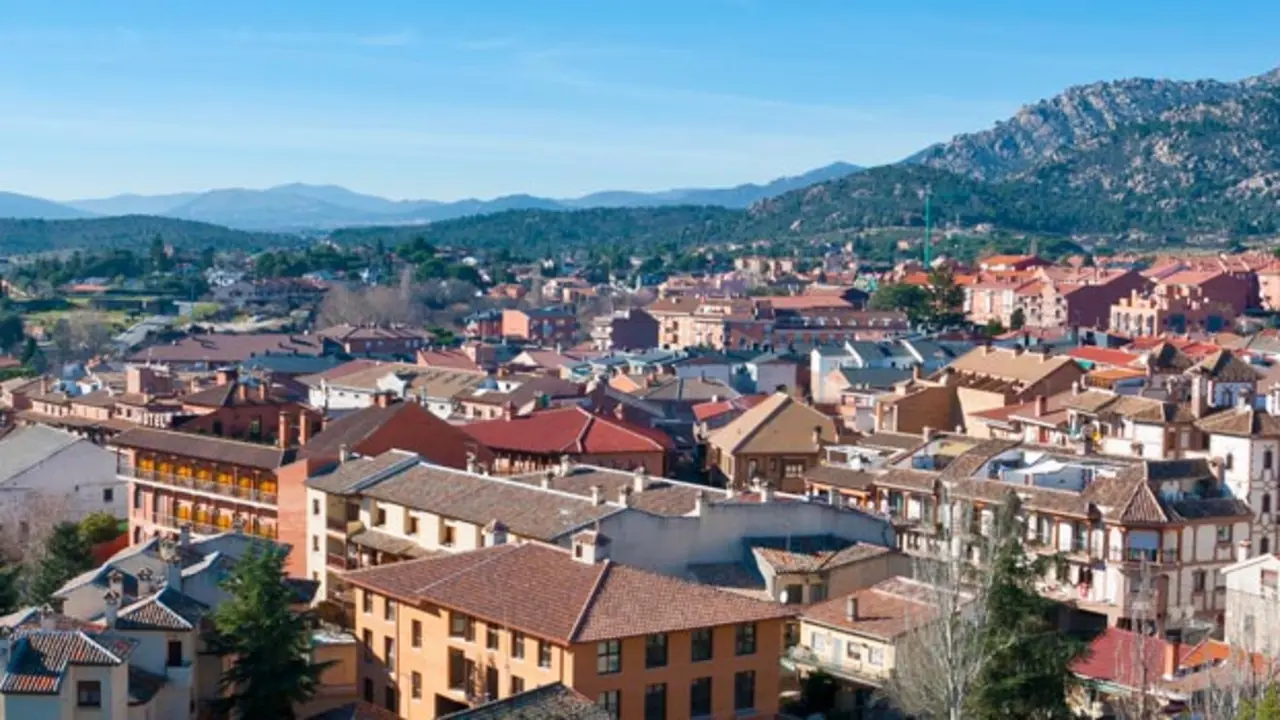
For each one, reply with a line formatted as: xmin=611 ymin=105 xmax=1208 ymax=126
xmin=802 ymin=577 xmax=951 ymax=642
xmin=706 ymin=392 xmax=838 ymax=456
xmin=128 ymin=333 xmax=328 ymax=364
xmin=1196 ymin=406 xmax=1280 ymax=437
xmin=0 ymin=629 xmax=136 ymax=694
xmin=802 ymin=464 xmax=878 ymax=491
xmin=462 ymin=406 xmax=673 ymax=455
xmin=344 ymin=543 xmax=794 ymax=644
xmin=439 ymin=683 xmax=609 ymax=720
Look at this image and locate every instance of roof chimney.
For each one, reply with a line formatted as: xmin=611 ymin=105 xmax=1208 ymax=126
xmin=137 ymin=567 xmax=157 ymax=596
xmin=375 ymin=391 xmax=392 ymax=408
xmin=541 ymin=469 xmax=554 ymax=489
xmin=922 ymin=426 xmax=934 ymax=441
xmin=103 ymin=591 xmax=119 ymax=629
xmin=633 ymin=467 xmax=649 ymax=492
xmin=278 ymin=409 xmax=291 ymax=448
xmin=502 ymin=400 xmax=516 ymax=421
xmin=465 ymin=452 xmax=478 ymax=474
xmin=590 ymin=485 xmax=604 ymax=506
xmin=571 ymin=530 xmax=610 ymax=564
xmin=108 ymin=568 xmax=124 ymax=597
xmin=694 ymin=490 xmax=709 ymax=516
xmin=758 ymin=480 xmax=774 ymax=503
xmin=298 ymin=413 xmax=312 ymax=446
xmin=812 ymin=425 xmax=824 ymax=449
xmin=1238 ymin=539 xmax=1252 ymax=563
xmin=339 ymin=444 xmax=351 ymax=464
xmin=558 ymin=454 xmax=572 ymax=477
xmin=846 ymin=596 xmax=859 ymax=621
xmin=1163 ymin=632 xmax=1182 ymax=679
xmin=39 ymin=604 xmax=56 ymax=631
xmin=237 ymin=382 xmax=249 ymax=402
xmin=1035 ymin=395 xmax=1047 ymax=417
xmin=482 ymin=519 xmax=508 ymax=547
xmin=178 ymin=523 xmax=191 ymax=548
xmin=617 ymin=486 xmax=632 ymax=506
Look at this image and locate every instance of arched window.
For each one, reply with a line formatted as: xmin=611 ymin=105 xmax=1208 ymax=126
xmin=1266 ymin=450 xmax=1275 ymax=471
xmin=1264 ymin=494 xmax=1273 ymax=514
xmin=1263 ymin=537 xmax=1271 ymax=555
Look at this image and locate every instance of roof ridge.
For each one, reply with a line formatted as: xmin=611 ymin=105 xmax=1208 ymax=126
xmin=568 ymin=559 xmax=613 ymax=643
xmin=77 ymin=630 xmax=125 ymax=665
xmin=570 ymin=407 xmax=593 ymax=454
xmin=721 ymin=393 xmax=792 ymax=455
xmin=413 ymin=544 xmax=522 ymax=596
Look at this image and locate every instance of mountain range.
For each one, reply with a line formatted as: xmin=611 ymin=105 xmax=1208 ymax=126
xmin=0 ymin=162 xmax=863 ymax=231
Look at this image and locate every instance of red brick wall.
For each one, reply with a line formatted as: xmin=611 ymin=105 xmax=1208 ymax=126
xmin=353 ymin=403 xmax=493 ymax=469
xmin=277 ymin=458 xmax=323 ymax=579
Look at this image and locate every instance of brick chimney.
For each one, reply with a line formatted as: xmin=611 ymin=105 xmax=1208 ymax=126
xmin=278 ymin=409 xmax=291 ymax=448
xmin=375 ymin=392 xmax=392 ymax=409
xmin=298 ymin=413 xmax=311 ymax=446
xmin=846 ymin=595 xmax=859 ymax=621
xmin=1035 ymin=395 xmax=1047 ymax=417
xmin=237 ymin=382 xmax=249 ymax=402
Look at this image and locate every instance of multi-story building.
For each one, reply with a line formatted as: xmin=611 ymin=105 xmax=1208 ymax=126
xmin=462 ymin=405 xmax=672 ymax=476
xmin=1221 ymin=552 xmax=1280 ymax=656
xmin=128 ymin=332 xmax=333 ymax=370
xmin=589 ymin=309 xmax=659 ymax=352
xmin=1110 ymin=271 xmax=1253 ymax=336
xmin=501 ymin=306 xmax=578 ymax=345
xmin=317 ymin=324 xmax=434 ymax=356
xmin=300 ymin=362 xmax=488 ymax=417
xmin=344 ymin=538 xmax=794 ymax=719
xmin=462 ymin=309 xmax=504 ymax=341
xmin=114 ymin=425 xmax=301 ymax=545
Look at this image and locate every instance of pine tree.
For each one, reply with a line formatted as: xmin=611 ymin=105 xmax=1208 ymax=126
xmin=204 ymin=544 xmax=331 ymax=719
xmin=968 ymin=493 xmax=1088 ymax=718
xmin=24 ymin=522 xmax=95 ymax=605
xmin=1239 ymin=684 xmax=1280 ymax=720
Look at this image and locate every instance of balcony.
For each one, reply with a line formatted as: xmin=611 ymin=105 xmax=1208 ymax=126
xmin=120 ymin=463 xmax=277 ymax=507
xmin=1109 ymin=547 xmax=1178 ymax=566
xmin=326 ymin=515 xmax=347 ymax=533
xmin=151 ymin=513 xmax=277 ymax=540
xmin=326 ymin=553 xmax=351 ymax=571
xmin=782 ymin=646 xmax=886 ymax=688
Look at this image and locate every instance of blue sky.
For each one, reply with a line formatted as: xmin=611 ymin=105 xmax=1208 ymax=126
xmin=1 ymin=0 xmax=1278 ymax=201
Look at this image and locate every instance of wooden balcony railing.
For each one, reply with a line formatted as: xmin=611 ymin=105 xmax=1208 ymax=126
xmin=120 ymin=463 xmax=278 ymax=505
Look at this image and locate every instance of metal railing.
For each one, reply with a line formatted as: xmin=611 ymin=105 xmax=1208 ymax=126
xmin=120 ymin=463 xmax=278 ymax=505
xmin=326 ymin=516 xmax=347 ymax=532
xmin=151 ymin=513 xmax=277 ymax=540
xmin=1109 ymin=547 xmax=1178 ymax=565
xmin=326 ymin=553 xmax=350 ymax=570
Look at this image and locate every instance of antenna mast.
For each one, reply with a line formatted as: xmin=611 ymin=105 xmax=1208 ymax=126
xmin=923 ymin=184 xmax=933 ymax=267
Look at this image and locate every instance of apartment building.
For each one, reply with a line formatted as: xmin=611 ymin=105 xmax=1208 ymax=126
xmin=114 ymin=426 xmax=302 ymax=545
xmin=706 ymin=392 xmax=841 ymax=493
xmin=304 ymin=452 xmax=897 ymax=606
xmin=128 ymin=332 xmax=332 ymax=370
xmin=300 ymin=362 xmax=488 ymax=417
xmin=1221 ymin=552 xmax=1280 ymax=656
xmin=344 ymin=539 xmax=794 ymax=719
xmin=647 ymin=297 xmax=759 ymax=350
xmin=317 ymin=324 xmax=434 ymax=356
xmin=590 ymin=309 xmax=659 ymax=351
xmin=0 ymin=425 xmax=126 ymax=522
xmin=461 ymin=406 xmax=672 ymax=476
xmin=501 ymin=307 xmax=578 ymax=345
xmin=1110 ymin=271 xmax=1253 ymax=336
xmin=833 ymin=435 xmax=1252 ymax=632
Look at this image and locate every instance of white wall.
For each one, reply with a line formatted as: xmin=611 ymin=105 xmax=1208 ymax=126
xmin=7 ymin=440 xmax=126 ymax=521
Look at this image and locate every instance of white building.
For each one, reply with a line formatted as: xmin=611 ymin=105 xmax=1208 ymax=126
xmin=1221 ymin=553 xmax=1280 ymax=656
xmin=0 ymin=425 xmax=125 ymax=523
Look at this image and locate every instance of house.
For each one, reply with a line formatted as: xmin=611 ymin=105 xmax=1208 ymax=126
xmin=0 ymin=424 xmax=125 ymax=527
xmin=462 ymin=309 xmax=503 ymax=341
xmin=706 ymin=392 xmax=841 ymax=492
xmin=1111 ymin=271 xmax=1253 ymax=336
xmin=787 ymin=577 xmax=949 ymax=716
xmin=343 ymin=540 xmax=795 ymax=718
xmin=317 ymin=324 xmax=434 ymax=357
xmin=176 ymin=369 xmax=322 ymax=444
xmin=300 ymin=362 xmax=488 ymax=418
xmin=1221 ymin=553 xmax=1280 ymax=656
xmin=297 ymin=399 xmax=490 ymax=471
xmin=692 ymin=395 xmax=769 ymax=434
xmin=455 ymin=373 xmax=585 ymax=421
xmin=461 ymin=406 xmax=673 ymax=475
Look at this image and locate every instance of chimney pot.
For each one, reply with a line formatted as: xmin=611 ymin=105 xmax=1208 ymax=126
xmin=846 ymin=596 xmax=859 ymax=621
xmin=590 ymin=485 xmax=604 ymax=506
xmin=103 ymin=591 xmax=119 ymax=628
xmin=339 ymin=444 xmax=351 ymax=464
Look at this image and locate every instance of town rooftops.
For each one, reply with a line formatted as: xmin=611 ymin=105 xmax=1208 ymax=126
xmin=112 ymin=426 xmax=296 ymax=470
xmin=941 ymin=346 xmax=1078 ymax=386
xmin=308 ymin=361 xmax=487 ymax=398
xmin=316 ymin=324 xmax=432 ymax=343
xmin=342 ymin=542 xmax=794 ymax=644
xmin=440 ymin=683 xmax=608 ymax=720
xmin=0 ymin=626 xmax=136 ymax=695
xmin=1195 ymin=405 xmax=1280 ymax=437
xmin=298 ymin=399 xmax=485 ymax=467
xmin=129 ymin=333 xmax=329 ymax=364
xmin=462 ymin=405 xmax=673 ymax=455
xmin=1190 ymin=349 xmax=1260 ymax=383
xmin=748 ymin=535 xmax=893 ymax=574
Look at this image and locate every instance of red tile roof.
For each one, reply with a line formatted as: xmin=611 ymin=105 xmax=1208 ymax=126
xmin=343 ymin=543 xmax=794 ymax=644
xmin=0 ymin=629 xmax=135 ymax=694
xmin=128 ymin=333 xmax=328 ymax=364
xmin=1066 ymin=346 xmax=1141 ymax=367
xmin=462 ymin=406 xmax=673 ymax=455
xmin=691 ymin=395 xmax=768 ymax=422
xmin=1071 ymin=627 xmax=1187 ymax=691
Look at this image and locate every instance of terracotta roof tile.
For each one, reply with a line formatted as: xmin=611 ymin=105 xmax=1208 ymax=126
xmin=462 ymin=406 xmax=673 ymax=455
xmin=706 ymin=393 xmax=837 ymax=455
xmin=0 ymin=629 xmax=135 ymax=694
xmin=802 ymin=464 xmax=877 ymax=491
xmin=440 ymin=683 xmax=608 ymax=720
xmin=112 ymin=427 xmax=295 ymax=470
xmin=1196 ymin=407 xmax=1280 ymax=437
xmin=803 ymin=577 xmax=950 ymax=641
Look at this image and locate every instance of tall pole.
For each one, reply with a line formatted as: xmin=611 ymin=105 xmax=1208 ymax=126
xmin=923 ymin=184 xmax=933 ymax=267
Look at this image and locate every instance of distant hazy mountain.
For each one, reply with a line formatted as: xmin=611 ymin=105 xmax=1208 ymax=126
xmin=0 ymin=192 xmax=94 ymax=220
xmin=568 ymin=162 xmax=863 ymax=208
xmin=58 ymin=164 xmax=862 ymax=231
xmin=69 ymin=192 xmax=201 ymax=216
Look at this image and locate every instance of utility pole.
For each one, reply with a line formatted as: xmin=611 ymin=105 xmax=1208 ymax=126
xmin=923 ymin=184 xmax=934 ymax=267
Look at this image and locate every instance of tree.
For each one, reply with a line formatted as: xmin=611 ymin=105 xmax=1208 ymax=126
xmin=149 ymin=234 xmax=169 ymax=273
xmin=0 ymin=313 xmax=23 ymax=352
xmin=799 ymin=670 xmax=839 ymax=715
xmin=1010 ymin=307 xmax=1026 ymax=331
xmin=870 ymin=283 xmax=931 ymax=325
xmin=78 ymin=512 xmax=122 ymax=546
xmin=969 ymin=493 xmax=1088 ymax=718
xmin=0 ymin=565 xmax=18 ymax=616
xmin=985 ymin=319 xmax=1006 ymax=337
xmin=205 ymin=544 xmax=332 ymax=719
xmin=925 ymin=267 xmax=966 ymax=329
xmin=23 ymin=521 xmax=94 ymax=605
xmin=1238 ymin=685 xmax=1280 ymax=720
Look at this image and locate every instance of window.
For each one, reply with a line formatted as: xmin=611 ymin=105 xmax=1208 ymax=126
xmin=597 ymin=639 xmax=622 ymax=674
xmin=810 ymin=582 xmax=829 ymax=603
xmin=77 ymin=680 xmax=102 ymax=707
xmin=384 ymin=637 xmax=395 ymax=672
xmin=384 ymin=599 xmax=395 ymax=622
xmin=448 ymin=648 xmax=473 ymax=691
xmin=312 ymin=498 xmax=320 ymax=515
xmin=645 ymin=633 xmax=668 ymax=668
xmin=597 ymin=690 xmax=621 ymax=719
xmin=362 ymin=629 xmax=373 ymax=661
xmin=486 ymin=625 xmax=500 ymax=651
xmin=1265 ymin=494 xmax=1273 ymax=514
xmin=363 ymin=678 xmax=373 ymax=702
xmin=735 ymin=623 xmax=757 ymax=656
xmin=362 ymin=591 xmax=373 ymax=614
xmin=868 ymin=646 xmax=885 ymax=666
xmin=311 ymin=535 xmax=319 ymax=552
xmin=1218 ymin=525 xmax=1233 ymax=544
xmin=441 ymin=524 xmax=456 ymax=547
xmin=783 ymin=583 xmax=803 ymax=604
xmin=134 ymin=486 xmax=143 ymax=509
xmin=1193 ymin=570 xmax=1207 ymax=593
xmin=408 ymin=516 xmax=419 ymax=535
xmin=538 ymin=640 xmax=552 ymax=668
xmin=1267 ymin=450 xmax=1275 ymax=471
xmin=1226 ymin=453 xmax=1235 ymax=470
xmin=690 ymin=677 xmax=713 ymax=717
xmin=167 ymin=640 xmax=183 ymax=667
xmin=511 ymin=675 xmax=525 ymax=694
xmin=691 ymin=628 xmax=713 ymax=662
xmin=374 ymin=505 xmax=387 ymax=527
xmin=411 ymin=671 xmax=422 ymax=700
xmin=102 ymin=487 xmax=114 ymax=504
xmin=645 ymin=683 xmax=667 ymax=720
xmin=734 ymin=670 xmax=756 ymax=712
xmin=384 ymin=686 xmax=397 ymax=712
xmin=411 ymin=620 xmax=422 ymax=648
xmin=450 ymin=612 xmax=475 ymax=641
xmin=511 ymin=631 xmax=525 ymax=660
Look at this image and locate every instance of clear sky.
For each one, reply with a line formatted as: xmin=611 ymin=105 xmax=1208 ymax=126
xmin=2 ymin=0 xmax=1278 ymax=202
